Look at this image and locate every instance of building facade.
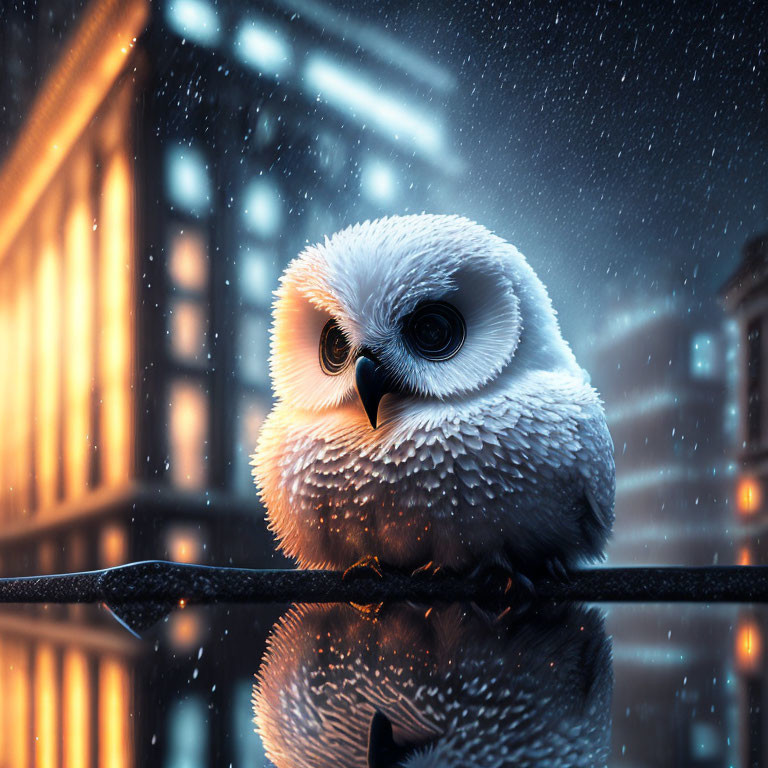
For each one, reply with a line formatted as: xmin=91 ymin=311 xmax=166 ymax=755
xmin=0 ymin=0 xmax=460 ymax=765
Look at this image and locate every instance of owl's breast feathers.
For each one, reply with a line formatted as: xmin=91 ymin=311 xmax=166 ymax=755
xmin=254 ymin=369 xmax=615 ymax=571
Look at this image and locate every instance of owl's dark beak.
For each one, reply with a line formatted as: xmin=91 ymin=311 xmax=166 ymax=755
xmin=355 ymin=354 xmax=392 ymax=429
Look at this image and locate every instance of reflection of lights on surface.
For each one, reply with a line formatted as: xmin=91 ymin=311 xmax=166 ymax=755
xmin=303 ymin=55 xmax=444 ymax=156
xmin=170 ymin=299 xmax=207 ymax=362
xmin=100 ymin=524 xmax=128 ymax=568
xmin=168 ymin=527 xmax=203 ymax=563
xmin=100 ymin=151 xmax=133 ymax=486
xmin=35 ymin=643 xmax=59 ymax=768
xmin=169 ymin=229 xmax=208 ymax=292
xmin=169 ymin=380 xmax=208 ymax=489
xmin=361 ymin=159 xmax=397 ymax=204
xmin=738 ymin=546 xmax=752 ymax=566
xmin=242 ymin=178 xmax=282 ymax=237
xmin=63 ymin=649 xmax=91 ymax=768
xmin=166 ymin=0 xmax=220 ymax=47
xmin=233 ymin=19 xmax=292 ymax=76
xmin=737 ymin=477 xmax=762 ymax=515
xmin=99 ymin=657 xmax=132 ymax=768
xmin=166 ymin=146 xmax=211 ymax=216
xmin=167 ymin=696 xmax=208 ymax=765
xmin=8 ymin=639 xmax=31 ymax=768
xmin=240 ymin=247 xmax=275 ymax=306
xmin=736 ymin=618 xmax=762 ymax=673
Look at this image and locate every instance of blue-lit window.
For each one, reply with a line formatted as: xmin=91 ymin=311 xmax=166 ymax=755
xmin=233 ymin=19 xmax=292 ymax=77
xmin=238 ymin=314 xmax=270 ymax=385
xmin=690 ymin=333 xmax=716 ymax=379
xmin=165 ymin=697 xmax=208 ymax=768
xmin=239 ymin=247 xmax=276 ymax=308
xmin=166 ymin=147 xmax=211 ymax=217
xmin=165 ymin=0 xmax=221 ymax=47
xmin=232 ymin=679 xmax=268 ymax=764
xmin=361 ymin=158 xmax=398 ymax=205
xmin=242 ymin=178 xmax=283 ymax=238
xmin=234 ymin=395 xmax=267 ymax=496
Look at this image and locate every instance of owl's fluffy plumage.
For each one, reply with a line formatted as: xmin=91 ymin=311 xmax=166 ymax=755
xmin=254 ymin=602 xmax=613 ymax=768
xmin=253 ymin=214 xmax=614 ymax=573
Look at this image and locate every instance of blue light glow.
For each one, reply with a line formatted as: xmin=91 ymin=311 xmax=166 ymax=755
xmin=238 ymin=315 xmax=270 ymax=385
xmin=242 ymin=178 xmax=283 ymax=237
xmin=361 ymin=159 xmax=397 ymax=205
xmin=690 ymin=332 xmax=716 ymax=378
xmin=233 ymin=20 xmax=292 ymax=77
xmin=239 ymin=247 xmax=275 ymax=307
xmin=165 ymin=697 xmax=208 ymax=768
xmin=165 ymin=146 xmax=211 ymax=216
xmin=303 ymin=55 xmax=444 ymax=157
xmin=165 ymin=0 xmax=220 ymax=47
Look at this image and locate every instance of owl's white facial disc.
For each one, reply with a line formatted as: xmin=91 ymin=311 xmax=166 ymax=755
xmin=268 ymin=214 xmax=578 ymax=424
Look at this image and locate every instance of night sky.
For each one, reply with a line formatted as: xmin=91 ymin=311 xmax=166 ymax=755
xmin=333 ymin=0 xmax=766 ymax=334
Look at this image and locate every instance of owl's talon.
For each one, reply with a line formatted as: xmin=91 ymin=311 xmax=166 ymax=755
xmin=343 ymin=555 xmax=383 ymax=581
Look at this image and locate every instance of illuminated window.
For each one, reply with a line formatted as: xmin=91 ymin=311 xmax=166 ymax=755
xmin=242 ymin=178 xmax=282 ymax=238
xmin=238 ymin=315 xmax=270 ymax=385
xmin=167 ymin=526 xmax=204 ymax=563
xmin=168 ymin=380 xmax=209 ymax=489
xmin=234 ymin=396 xmax=267 ymax=495
xmin=737 ymin=476 xmax=762 ymax=516
xmin=738 ymin=546 xmax=752 ymax=566
xmin=8 ymin=641 xmax=30 ymax=768
xmin=303 ymin=54 xmax=444 ymax=157
xmin=233 ymin=679 xmax=268 ymax=766
xmin=167 ymin=610 xmax=204 ymax=652
xmin=34 ymin=643 xmax=59 ymax=768
xmin=100 ymin=523 xmax=128 ymax=568
xmin=690 ymin=333 xmax=716 ymax=378
xmin=736 ymin=617 xmax=762 ymax=674
xmin=165 ymin=0 xmax=220 ymax=47
xmin=233 ymin=19 xmax=292 ymax=77
xmin=747 ymin=318 xmax=762 ymax=444
xmin=239 ymin=247 xmax=276 ymax=308
xmin=169 ymin=299 xmax=208 ymax=363
xmin=166 ymin=146 xmax=211 ymax=216
xmin=169 ymin=229 xmax=208 ymax=292
xmin=165 ymin=697 xmax=208 ymax=768
xmin=63 ymin=649 xmax=91 ymax=768
xmin=98 ymin=657 xmax=132 ymax=768
xmin=361 ymin=158 xmax=397 ymax=205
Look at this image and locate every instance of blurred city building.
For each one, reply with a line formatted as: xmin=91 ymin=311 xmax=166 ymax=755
xmin=0 ymin=0 xmax=459 ymax=765
xmin=584 ymin=291 xmax=739 ymax=768
xmin=721 ymin=232 xmax=768 ymax=768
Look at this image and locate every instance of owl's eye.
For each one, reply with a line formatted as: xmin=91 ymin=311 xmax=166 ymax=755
xmin=319 ymin=319 xmax=352 ymax=375
xmin=404 ymin=301 xmax=466 ymax=361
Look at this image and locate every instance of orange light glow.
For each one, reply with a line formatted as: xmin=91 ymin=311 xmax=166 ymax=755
xmin=168 ymin=610 xmax=202 ymax=651
xmin=63 ymin=649 xmax=91 ymax=768
xmin=34 ymin=643 xmax=59 ymax=768
xmin=14 ymin=248 xmax=33 ymax=518
xmin=0 ymin=273 xmax=8 ymax=520
xmin=169 ymin=229 xmax=208 ymax=292
xmin=36 ymin=235 xmax=62 ymax=511
xmin=99 ymin=151 xmax=134 ymax=486
xmin=738 ymin=546 xmax=753 ymax=566
xmin=64 ymin=157 xmax=94 ymax=498
xmin=100 ymin=523 xmax=128 ymax=568
xmin=738 ymin=477 xmax=762 ymax=515
xmin=736 ymin=618 xmax=763 ymax=674
xmin=169 ymin=380 xmax=208 ymax=489
xmin=168 ymin=527 xmax=203 ymax=563
xmin=98 ymin=656 xmax=133 ymax=768
xmin=8 ymin=641 xmax=30 ymax=768
xmin=170 ymin=299 xmax=207 ymax=361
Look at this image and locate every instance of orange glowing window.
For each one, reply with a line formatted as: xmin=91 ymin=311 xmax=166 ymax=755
xmin=8 ymin=641 xmax=30 ymax=768
xmin=98 ymin=657 xmax=133 ymax=768
xmin=736 ymin=617 xmax=763 ymax=674
xmin=63 ymin=649 xmax=91 ymax=768
xmin=169 ymin=229 xmax=208 ymax=292
xmin=34 ymin=643 xmax=59 ymax=768
xmin=738 ymin=546 xmax=753 ymax=566
xmin=170 ymin=299 xmax=208 ymax=362
xmin=168 ymin=609 xmax=203 ymax=651
xmin=99 ymin=150 xmax=134 ymax=488
xmin=14 ymin=250 xmax=34 ymax=519
xmin=167 ymin=526 xmax=204 ymax=563
xmin=737 ymin=477 xmax=762 ymax=515
xmin=169 ymin=379 xmax=208 ymax=489
xmin=100 ymin=523 xmax=128 ymax=568
xmin=64 ymin=170 xmax=94 ymax=499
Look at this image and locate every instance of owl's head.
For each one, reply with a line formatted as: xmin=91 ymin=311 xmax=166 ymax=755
xmin=270 ymin=215 xmax=579 ymax=428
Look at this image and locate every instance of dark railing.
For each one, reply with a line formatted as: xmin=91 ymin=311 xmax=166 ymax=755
xmin=1 ymin=561 xmax=767 ymax=633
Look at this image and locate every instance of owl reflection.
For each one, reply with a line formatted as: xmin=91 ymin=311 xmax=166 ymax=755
xmin=254 ymin=602 xmax=613 ymax=767
xmin=253 ymin=215 xmax=614 ymax=574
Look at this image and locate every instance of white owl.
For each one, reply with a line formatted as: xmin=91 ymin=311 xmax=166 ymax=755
xmin=253 ymin=214 xmax=614 ymax=577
